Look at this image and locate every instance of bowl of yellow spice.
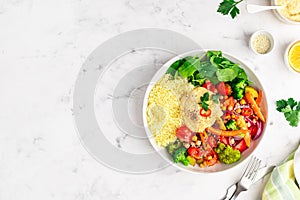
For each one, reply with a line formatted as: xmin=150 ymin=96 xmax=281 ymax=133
xmin=249 ymin=30 xmax=274 ymax=55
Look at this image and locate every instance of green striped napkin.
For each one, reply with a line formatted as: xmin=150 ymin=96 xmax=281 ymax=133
xmin=262 ymin=152 xmax=300 ymax=200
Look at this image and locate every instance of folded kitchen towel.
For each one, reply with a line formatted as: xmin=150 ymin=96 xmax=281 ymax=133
xmin=262 ymin=152 xmax=300 ymax=200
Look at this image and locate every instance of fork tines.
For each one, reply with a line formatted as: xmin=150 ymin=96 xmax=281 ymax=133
xmin=243 ymin=156 xmax=262 ymax=181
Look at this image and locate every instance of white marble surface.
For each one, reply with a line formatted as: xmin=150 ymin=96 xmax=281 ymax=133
xmin=1 ymin=0 xmax=300 ymax=199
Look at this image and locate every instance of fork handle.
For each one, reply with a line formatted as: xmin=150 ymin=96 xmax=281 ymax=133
xmin=229 ymin=184 xmax=245 ymax=200
xmin=222 ymin=183 xmax=237 ymax=200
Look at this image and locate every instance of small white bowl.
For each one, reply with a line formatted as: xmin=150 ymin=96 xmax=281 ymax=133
xmin=249 ymin=30 xmax=275 ymax=55
xmin=284 ymin=40 xmax=300 ymax=74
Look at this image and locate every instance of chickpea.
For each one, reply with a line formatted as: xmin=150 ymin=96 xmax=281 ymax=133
xmin=192 ymin=135 xmax=198 ymax=142
xmin=236 ymin=108 xmax=241 ymax=113
xmin=247 ymin=122 xmax=251 ymax=127
xmin=195 ymin=140 xmax=201 ymax=146
xmin=183 ymin=142 xmax=190 ymax=149
xmin=225 ymin=114 xmax=231 ymax=120
xmin=228 ymin=105 xmax=233 ymax=111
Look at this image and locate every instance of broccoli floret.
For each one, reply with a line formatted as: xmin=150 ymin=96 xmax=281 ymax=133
xmin=226 ymin=119 xmax=238 ymax=130
xmin=214 ymin=143 xmax=241 ymax=164
xmin=173 ymin=147 xmax=189 ymax=166
xmin=167 ymin=140 xmax=182 ymax=155
xmin=231 ymin=79 xmax=248 ymax=100
xmin=232 ymin=86 xmax=244 ymax=100
xmin=235 ymin=79 xmax=247 ymax=88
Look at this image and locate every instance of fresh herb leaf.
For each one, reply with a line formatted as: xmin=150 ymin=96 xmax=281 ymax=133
xmin=207 ymin=51 xmax=222 ymax=59
xmin=201 ymin=101 xmax=209 ymax=111
xmin=281 ymin=105 xmax=292 ymax=113
xmin=166 ymin=51 xmax=248 ymax=88
xmin=174 ymin=70 xmax=179 ymax=79
xmin=217 ymin=0 xmax=243 ymax=19
xmin=230 ymin=6 xmax=240 ymax=19
xmin=296 ymin=102 xmax=300 ymax=111
xmin=216 ymin=68 xmax=238 ymax=82
xmin=196 ymin=58 xmax=219 ymax=84
xmin=199 ymin=92 xmax=210 ymax=111
xmin=212 ymin=94 xmax=220 ymax=104
xmin=189 ymin=72 xmax=205 ymax=86
xmin=201 ymin=92 xmax=209 ymax=102
xmin=178 ymin=57 xmax=199 ymax=78
xmin=196 ymin=61 xmax=218 ymax=79
xmin=206 ymin=50 xmax=248 ymax=83
xmin=284 ymin=111 xmax=300 ymax=127
xmin=166 ymin=58 xmax=185 ymax=76
xmin=210 ymin=56 xmax=224 ymax=68
xmin=276 ymin=100 xmax=288 ymax=112
xmin=276 ymin=98 xmax=300 ymax=127
xmin=287 ymin=98 xmax=297 ymax=109
xmin=217 ymin=0 xmax=235 ymax=15
xmin=236 ymin=68 xmax=247 ymax=80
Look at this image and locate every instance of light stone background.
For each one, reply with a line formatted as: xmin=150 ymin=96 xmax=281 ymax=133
xmin=1 ymin=0 xmax=300 ymax=199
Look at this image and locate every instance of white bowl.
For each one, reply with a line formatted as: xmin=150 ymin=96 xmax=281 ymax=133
xmin=142 ymin=50 xmax=269 ymax=174
xmin=249 ymin=30 xmax=275 ymax=55
xmin=284 ymin=40 xmax=300 ymax=74
xmin=271 ymin=0 xmax=300 ymax=25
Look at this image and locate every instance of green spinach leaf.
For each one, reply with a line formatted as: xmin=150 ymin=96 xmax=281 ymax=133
xmin=178 ymin=57 xmax=199 ymax=78
xmin=216 ymin=68 xmax=238 ymax=82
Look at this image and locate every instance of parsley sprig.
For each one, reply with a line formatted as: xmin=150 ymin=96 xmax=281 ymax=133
xmin=217 ymin=0 xmax=243 ymax=19
xmin=212 ymin=94 xmax=220 ymax=104
xmin=200 ymin=92 xmax=210 ymax=111
xmin=276 ymin=98 xmax=300 ymax=127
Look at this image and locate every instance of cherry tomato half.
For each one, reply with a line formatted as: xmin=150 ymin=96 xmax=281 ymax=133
xmin=219 ymin=136 xmax=229 ymax=145
xmin=216 ymin=82 xmax=232 ymax=96
xmin=202 ymin=82 xmax=216 ymax=93
xmin=200 ymin=108 xmax=212 ymax=117
xmin=234 ymin=139 xmax=247 ymax=153
xmin=187 ymin=147 xmax=203 ymax=160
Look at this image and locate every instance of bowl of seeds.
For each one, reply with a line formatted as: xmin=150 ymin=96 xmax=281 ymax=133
xmin=249 ymin=30 xmax=275 ymax=55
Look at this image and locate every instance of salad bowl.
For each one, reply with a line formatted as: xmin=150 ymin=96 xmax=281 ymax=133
xmin=142 ymin=49 xmax=268 ymax=173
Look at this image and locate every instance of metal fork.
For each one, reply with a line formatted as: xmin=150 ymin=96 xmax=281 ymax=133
xmin=222 ymin=156 xmax=262 ymax=200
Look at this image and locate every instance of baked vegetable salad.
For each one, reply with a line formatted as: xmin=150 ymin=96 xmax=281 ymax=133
xmin=146 ymin=50 xmax=265 ymax=168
